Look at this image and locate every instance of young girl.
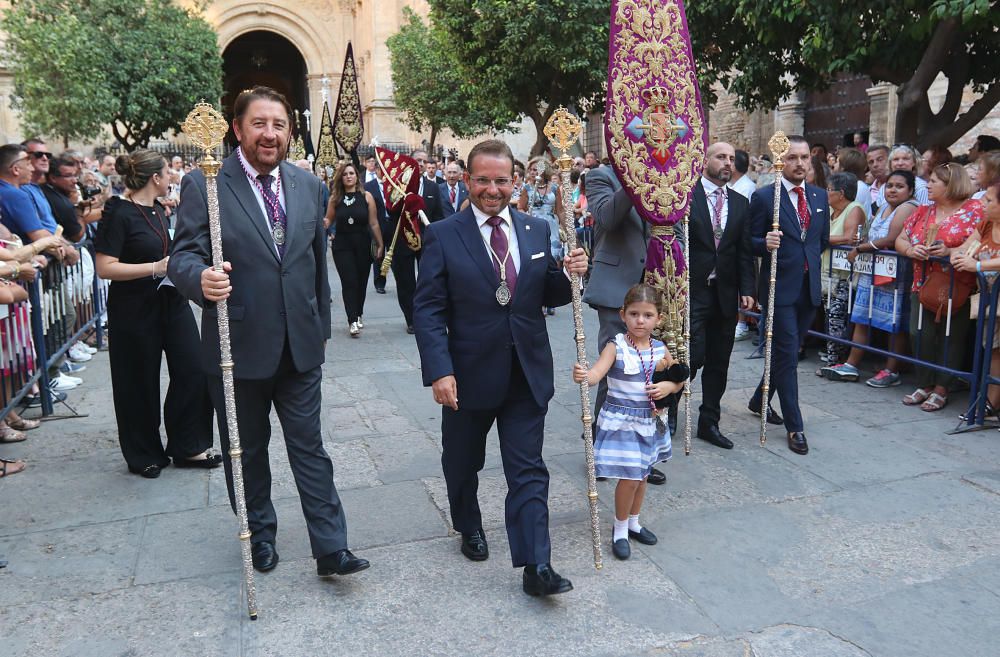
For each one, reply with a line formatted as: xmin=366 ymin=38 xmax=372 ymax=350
xmin=572 ymin=284 xmax=683 ymax=560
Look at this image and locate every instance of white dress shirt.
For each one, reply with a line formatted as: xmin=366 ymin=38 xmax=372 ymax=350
xmin=781 ymin=176 xmax=808 ymax=219
xmin=727 ymin=174 xmax=756 ymax=200
xmin=471 ymin=203 xmax=521 ymax=273
xmin=702 ymin=176 xmax=729 ymax=232
xmin=237 ymin=148 xmax=286 ymax=257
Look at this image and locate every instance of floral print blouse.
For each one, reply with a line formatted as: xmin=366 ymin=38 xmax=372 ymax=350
xmin=902 ymin=199 xmax=982 ymax=292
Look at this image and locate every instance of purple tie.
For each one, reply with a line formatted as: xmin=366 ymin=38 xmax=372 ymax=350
xmin=487 ymin=216 xmax=517 ymax=296
xmin=710 ymin=187 xmax=726 ymax=248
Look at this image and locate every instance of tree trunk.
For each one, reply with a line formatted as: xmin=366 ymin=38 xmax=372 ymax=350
xmin=527 ymin=104 xmax=557 ymax=156
xmin=428 ymin=125 xmax=438 ymax=153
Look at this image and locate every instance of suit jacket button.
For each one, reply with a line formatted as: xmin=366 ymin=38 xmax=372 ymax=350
xmin=280 ymin=311 xmax=287 ymax=317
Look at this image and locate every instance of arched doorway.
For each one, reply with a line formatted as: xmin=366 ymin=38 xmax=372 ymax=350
xmin=222 ymin=30 xmax=309 ymax=148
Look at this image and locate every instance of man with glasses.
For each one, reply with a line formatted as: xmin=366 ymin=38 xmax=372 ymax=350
xmin=41 ymin=156 xmax=85 ymax=243
xmin=21 ymin=139 xmax=60 ymax=235
xmin=413 ymin=139 xmax=588 ymax=596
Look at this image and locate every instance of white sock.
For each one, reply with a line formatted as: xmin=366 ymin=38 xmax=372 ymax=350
xmin=628 ymin=514 xmax=642 ymax=533
xmin=613 ymin=517 xmax=629 ymax=542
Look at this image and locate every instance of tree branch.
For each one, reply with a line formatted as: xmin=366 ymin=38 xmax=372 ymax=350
xmin=918 ymin=82 xmax=1000 ymax=149
xmin=900 ymin=17 xmax=960 ymax=110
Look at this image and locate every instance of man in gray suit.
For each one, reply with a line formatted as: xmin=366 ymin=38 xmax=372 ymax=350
xmin=169 ymin=86 xmax=369 ymax=579
xmin=581 ymin=165 xmax=671 ymax=484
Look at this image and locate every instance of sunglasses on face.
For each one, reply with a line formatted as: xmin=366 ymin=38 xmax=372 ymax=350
xmin=30 ymin=152 xmax=53 ymax=160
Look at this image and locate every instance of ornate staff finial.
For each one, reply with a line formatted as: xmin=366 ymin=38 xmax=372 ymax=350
xmin=544 ymin=107 xmax=583 ymax=159
xmin=768 ymin=131 xmax=790 ymax=172
xmin=181 ymin=101 xmax=228 ymax=176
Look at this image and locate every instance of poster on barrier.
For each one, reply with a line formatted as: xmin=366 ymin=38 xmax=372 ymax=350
xmin=831 ymin=251 xmax=898 ymax=279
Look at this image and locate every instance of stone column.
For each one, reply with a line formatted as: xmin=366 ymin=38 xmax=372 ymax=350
xmin=774 ymin=91 xmax=806 ymax=136
xmin=867 ymin=82 xmax=896 ymax=146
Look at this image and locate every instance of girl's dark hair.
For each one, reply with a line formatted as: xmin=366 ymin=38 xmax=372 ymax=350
xmin=330 ymin=160 xmax=358 ymax=208
xmin=886 ymin=169 xmax=916 ymax=194
xmin=622 ymin=283 xmax=662 ymax=313
xmin=115 ymin=149 xmax=165 ymax=191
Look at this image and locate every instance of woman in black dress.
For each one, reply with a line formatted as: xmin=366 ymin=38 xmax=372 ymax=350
xmin=325 ymin=162 xmax=383 ymax=337
xmin=94 ymin=150 xmax=219 ymax=478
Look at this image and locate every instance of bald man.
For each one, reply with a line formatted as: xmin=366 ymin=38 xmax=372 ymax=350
xmin=688 ymin=142 xmax=756 ymax=449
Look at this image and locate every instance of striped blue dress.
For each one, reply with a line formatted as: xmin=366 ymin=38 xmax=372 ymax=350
xmin=594 ymin=335 xmax=672 ymax=480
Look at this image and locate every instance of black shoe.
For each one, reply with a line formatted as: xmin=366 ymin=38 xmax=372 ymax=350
xmin=628 ymin=527 xmax=657 ymax=545
xmin=667 ymin=395 xmax=678 ymax=435
xmin=787 ymin=432 xmax=809 ymax=455
xmin=697 ymin=424 xmax=734 ymax=449
xmin=646 ymin=467 xmax=666 ymax=485
xmin=748 ymin=400 xmax=783 ymax=425
xmin=251 ymin=541 xmax=279 ymax=572
xmin=406 ymin=325 xmax=415 ymax=335
xmin=522 ymin=563 xmax=573 ymax=596
xmin=612 ymin=538 xmax=631 ymax=560
xmin=173 ymin=452 xmax=223 ymax=469
xmin=375 ymin=287 xmax=386 ymax=294
xmin=23 ymin=390 xmax=67 ymax=408
xmin=127 ymin=464 xmax=162 ymax=479
xmin=317 ymin=548 xmax=370 ymax=577
xmin=460 ymin=529 xmax=489 ymax=561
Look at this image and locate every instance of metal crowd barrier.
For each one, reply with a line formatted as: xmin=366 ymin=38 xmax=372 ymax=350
xmin=0 ymin=246 xmax=106 ymax=420
xmin=745 ymin=245 xmax=997 ymax=430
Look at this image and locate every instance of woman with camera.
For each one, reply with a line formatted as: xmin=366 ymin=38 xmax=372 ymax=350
xmin=94 ymin=150 xmax=218 ymax=478
xmin=894 ymin=163 xmax=981 ymax=412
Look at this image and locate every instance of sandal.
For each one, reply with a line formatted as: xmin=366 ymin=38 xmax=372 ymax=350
xmin=920 ymin=392 xmax=948 ymax=412
xmin=0 ymin=423 xmax=26 ymax=443
xmin=0 ymin=458 xmax=26 ymax=477
xmin=902 ymin=388 xmax=931 ymax=406
xmin=6 ymin=415 xmax=40 ymax=431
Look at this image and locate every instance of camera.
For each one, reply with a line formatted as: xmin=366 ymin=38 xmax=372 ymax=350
xmin=80 ymin=184 xmax=102 ymax=200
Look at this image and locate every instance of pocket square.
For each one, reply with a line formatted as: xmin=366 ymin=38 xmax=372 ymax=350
xmin=815 ymin=207 xmax=825 ymax=213
xmin=531 ymin=252 xmax=545 ymax=260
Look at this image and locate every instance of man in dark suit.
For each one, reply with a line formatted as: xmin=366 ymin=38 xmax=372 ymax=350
xmin=748 ymin=135 xmax=830 ymax=455
xmin=413 ymin=139 xmax=588 ymax=597
xmin=412 ymin=149 xmax=444 ymax=222
xmin=688 ymin=142 xmax=756 ymax=449
xmin=169 ymin=86 xmax=369 ymax=578
xmin=365 ymin=171 xmax=391 ymax=294
xmin=580 ymin=164 xmax=667 ymax=485
xmin=438 ymin=161 xmax=468 ymax=217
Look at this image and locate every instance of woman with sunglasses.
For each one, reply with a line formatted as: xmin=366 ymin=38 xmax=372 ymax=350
xmin=94 ymin=150 xmax=218 ymax=478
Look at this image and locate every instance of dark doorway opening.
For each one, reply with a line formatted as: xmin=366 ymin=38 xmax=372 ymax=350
xmin=222 ymin=30 xmax=309 ymax=149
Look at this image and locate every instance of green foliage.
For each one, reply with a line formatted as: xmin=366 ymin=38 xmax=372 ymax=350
xmin=427 ymin=0 xmax=610 ymax=154
xmin=687 ymin=0 xmax=1000 ymax=147
xmin=3 ymin=0 xmax=222 ymax=150
xmin=386 ymin=8 xmax=494 ymax=148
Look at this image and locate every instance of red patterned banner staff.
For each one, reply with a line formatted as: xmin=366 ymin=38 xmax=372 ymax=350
xmin=180 ymin=102 xmax=258 ymax=620
xmin=545 ymin=107 xmax=602 ymax=570
xmin=372 ymin=143 xmax=426 ymax=277
xmin=604 ymin=0 xmax=707 ymax=455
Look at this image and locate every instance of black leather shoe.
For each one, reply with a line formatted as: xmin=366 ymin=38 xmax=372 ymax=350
xmin=375 ymin=287 xmax=386 ymax=294
xmin=317 ymin=549 xmax=370 ymax=577
xmin=173 ymin=453 xmax=223 ymax=469
xmin=747 ymin=400 xmax=783 ymax=425
xmin=646 ymin=467 xmax=666 ymax=485
xmin=612 ymin=538 xmax=631 ymax=560
xmin=628 ymin=527 xmax=658 ymax=545
xmin=787 ymin=432 xmax=809 ymax=455
xmin=406 ymin=325 xmax=415 ymax=335
xmin=251 ymin=541 xmax=279 ymax=572
xmin=697 ymin=424 xmax=734 ymax=449
xmin=522 ymin=563 xmax=573 ymax=596
xmin=128 ymin=464 xmax=162 ymax=479
xmin=460 ymin=529 xmax=489 ymax=561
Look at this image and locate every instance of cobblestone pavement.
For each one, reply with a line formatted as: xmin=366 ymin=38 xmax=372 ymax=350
xmin=1 ymin=266 xmax=998 ymax=657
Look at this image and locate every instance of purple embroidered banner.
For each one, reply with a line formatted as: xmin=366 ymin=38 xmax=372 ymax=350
xmin=604 ymin=0 xmax=707 ymax=276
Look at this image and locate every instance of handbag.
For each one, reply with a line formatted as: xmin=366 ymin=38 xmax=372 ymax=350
xmin=916 ymin=208 xmax=973 ymax=321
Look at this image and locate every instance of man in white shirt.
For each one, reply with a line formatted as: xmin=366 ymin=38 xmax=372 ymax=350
xmin=727 ymin=149 xmax=756 ymax=200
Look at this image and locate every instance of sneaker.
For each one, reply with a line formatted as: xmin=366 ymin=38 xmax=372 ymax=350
xmin=57 ymin=372 xmax=83 ymax=386
xmin=48 ymin=375 xmax=78 ymax=391
xmin=357 ymin=317 xmax=364 ymax=330
xmin=818 ymin=352 xmax=831 ymax=363
xmin=75 ymin=340 xmax=97 ymax=355
xmin=68 ymin=345 xmax=92 ymax=362
xmin=23 ymin=390 xmax=67 ymax=407
xmin=60 ymin=361 xmax=86 ymax=374
xmin=821 ymin=363 xmax=860 ymax=382
xmin=734 ymin=323 xmax=751 ymax=341
xmin=866 ymin=369 xmax=901 ymax=388
xmin=349 ymin=322 xmax=360 ymax=337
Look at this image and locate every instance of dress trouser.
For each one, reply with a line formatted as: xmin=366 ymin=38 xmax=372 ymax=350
xmin=108 ymin=286 xmax=213 ymax=469
xmin=208 ymin=341 xmax=348 ymax=558
xmin=331 ymin=231 xmax=372 ymax=324
xmin=909 ymin=293 xmax=971 ymax=389
xmin=391 ymin=248 xmax=418 ymax=326
xmin=689 ymin=283 xmax=738 ymax=429
xmin=440 ymin=354 xmax=551 ymax=567
xmin=592 ymin=305 xmax=626 ymax=433
xmin=750 ymin=274 xmax=817 ymax=433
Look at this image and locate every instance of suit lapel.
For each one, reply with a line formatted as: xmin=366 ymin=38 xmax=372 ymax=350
xmin=279 ymin=161 xmax=300 ymax=255
xmin=511 ymin=211 xmax=536 ymax=307
xmin=778 ymin=184 xmax=805 ymax=243
xmin=691 ymin=183 xmax=715 ymax=250
xmin=221 ymin=155 xmax=280 ymax=262
xmin=718 ymin=190 xmax=740 ymax=248
xmin=456 ymin=210 xmax=498 ymax=288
